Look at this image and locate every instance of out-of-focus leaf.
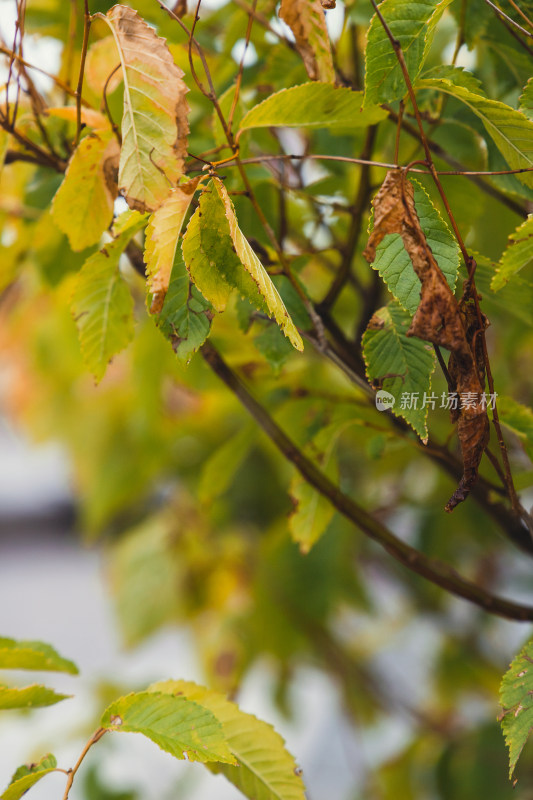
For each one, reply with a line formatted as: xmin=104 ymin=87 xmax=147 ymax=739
xmin=491 ymin=216 xmax=533 ymax=291
xmin=198 ymin=426 xmax=253 ymax=504
xmin=0 ymin=638 xmax=78 ymax=674
xmin=519 ymin=77 xmax=533 ymax=121
xmin=279 ymin=0 xmax=334 ymax=82
xmin=498 ymin=396 xmax=533 ymax=460
xmin=0 ymin=684 xmax=70 ymax=710
xmin=1 ymin=755 xmax=58 ymax=800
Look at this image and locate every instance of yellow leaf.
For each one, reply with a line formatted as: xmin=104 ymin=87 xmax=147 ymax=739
xmin=85 ymin=36 xmax=123 ymax=95
xmin=46 ymin=106 xmax=110 ymax=131
xmin=52 ymin=131 xmax=119 ymax=251
xmin=279 ymin=0 xmax=335 ymax=82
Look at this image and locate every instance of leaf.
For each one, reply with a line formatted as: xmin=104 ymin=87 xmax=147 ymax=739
xmin=0 ymin=684 xmax=71 ymax=710
xmin=144 ymin=177 xmax=203 ymax=313
xmin=198 ymin=426 xmax=252 ymax=504
xmin=85 ymin=36 xmax=122 ymax=95
xmin=52 ymin=131 xmax=119 ymax=251
xmin=370 ymin=179 xmax=460 ymax=314
xmin=289 ymin=476 xmax=335 ymax=554
xmin=416 ymin=79 xmax=533 ymax=189
xmin=238 ymin=83 xmax=387 ymax=132
xmin=363 ymin=302 xmax=435 ymax=441
xmin=46 ymin=106 xmax=111 ymax=132
xmin=71 ymin=210 xmax=148 ymax=382
xmin=364 ymin=0 xmax=453 ymax=106
xmin=212 ymin=178 xmax=303 ymax=351
xmin=150 ymin=680 xmax=306 ymax=800
xmin=364 ymin=170 xmax=489 ymax=508
xmin=100 ymin=691 xmax=236 ymax=764
xmin=498 ymin=396 xmax=533 ymax=460
xmin=519 ymin=77 xmax=533 ymax=121
xmin=182 ymin=181 xmax=303 ymax=350
xmin=0 ymin=638 xmax=78 ymax=674
xmin=100 ymin=5 xmax=189 ymax=212
xmin=499 ymin=638 xmax=533 ymax=778
xmin=157 ymin=249 xmax=213 ymax=364
xmin=254 ymin=322 xmax=295 ymax=373
xmin=279 ymin=0 xmax=334 ymax=83
xmin=1 ymin=755 xmax=58 ymax=800
xmin=473 ymin=251 xmax=533 ymax=328
xmin=491 ymin=215 xmax=533 ymax=291
xmin=419 ymin=64 xmax=484 ymax=95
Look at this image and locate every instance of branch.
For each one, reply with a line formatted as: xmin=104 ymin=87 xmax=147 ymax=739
xmin=201 ymin=341 xmax=533 ymax=622
xmin=62 ymin=728 xmax=106 ymax=800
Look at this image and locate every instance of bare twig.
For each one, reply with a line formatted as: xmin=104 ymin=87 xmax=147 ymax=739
xmin=62 ymin=728 xmax=107 ymax=800
xmin=75 ymin=0 xmax=91 ymax=147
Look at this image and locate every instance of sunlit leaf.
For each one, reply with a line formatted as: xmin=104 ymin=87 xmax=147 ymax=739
xmin=101 ymin=691 xmax=235 ymax=764
xmin=1 ymin=755 xmax=58 ymax=800
xmin=500 ymin=638 xmax=533 ymax=778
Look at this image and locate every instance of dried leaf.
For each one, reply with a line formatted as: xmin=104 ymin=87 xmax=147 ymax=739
xmin=365 ymin=171 xmax=489 ymax=510
xmin=279 ymin=0 xmax=335 ymax=83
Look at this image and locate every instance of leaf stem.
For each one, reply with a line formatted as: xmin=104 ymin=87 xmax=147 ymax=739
xmin=75 ymin=0 xmax=91 ymax=148
xmin=62 ymin=728 xmax=107 ymax=800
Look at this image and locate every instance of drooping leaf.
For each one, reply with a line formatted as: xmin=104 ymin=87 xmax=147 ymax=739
xmin=212 ymin=178 xmax=303 ymax=350
xmin=100 ymin=691 xmax=235 ymax=764
xmin=279 ymin=0 xmax=335 ymax=83
xmin=238 ymin=83 xmax=387 ymax=132
xmin=499 ymin=638 xmax=533 ymax=778
xmin=144 ymin=177 xmax=203 ymax=313
xmin=362 ymin=302 xmax=436 ymax=441
xmin=150 ymin=680 xmax=306 ymax=800
xmin=156 ymin=249 xmax=213 ymax=364
xmin=491 ymin=215 xmax=533 ymax=291
xmin=498 ymin=396 xmax=533 ymax=461
xmin=370 ymin=179 xmax=460 ymax=314
xmin=71 ymin=210 xmax=148 ymax=382
xmin=364 ymin=0 xmax=453 ymax=106
xmin=519 ymin=77 xmax=533 ymax=121
xmin=254 ymin=322 xmax=295 ymax=373
xmin=52 ymin=131 xmax=119 ymax=251
xmin=1 ymin=755 xmax=58 ymax=800
xmin=100 ymin=5 xmax=189 ymax=212
xmin=198 ymin=426 xmax=252 ymax=504
xmin=0 ymin=638 xmax=78 ymax=674
xmin=182 ymin=180 xmax=303 ymax=350
xmin=364 ymin=170 xmax=489 ymax=508
xmin=0 ymin=684 xmax=71 ymax=710
xmin=416 ymin=79 xmax=533 ymax=188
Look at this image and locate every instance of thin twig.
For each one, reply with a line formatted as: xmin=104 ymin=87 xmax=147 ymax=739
xmin=75 ymin=0 xmax=91 ymax=147
xmin=227 ymin=0 xmax=257 ymax=133
xmin=482 ymin=0 xmax=533 ymax=38
xmin=62 ymin=728 xmax=107 ymax=800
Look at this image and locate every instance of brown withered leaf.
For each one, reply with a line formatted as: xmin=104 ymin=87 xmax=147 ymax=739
xmin=364 ymin=170 xmax=490 ymax=511
xmin=279 ymin=0 xmax=335 ymax=82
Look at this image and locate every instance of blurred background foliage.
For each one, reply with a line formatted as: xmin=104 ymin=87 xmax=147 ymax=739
xmin=1 ymin=0 xmax=533 ymax=797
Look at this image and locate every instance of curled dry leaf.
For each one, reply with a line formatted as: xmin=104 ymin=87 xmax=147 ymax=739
xmin=279 ymin=0 xmax=335 ymax=83
xmin=364 ymin=170 xmax=489 ymax=511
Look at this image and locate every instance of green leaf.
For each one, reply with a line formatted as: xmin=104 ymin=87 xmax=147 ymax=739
xmin=238 ymin=84 xmax=387 ymax=132
xmin=144 ymin=177 xmax=203 ymax=313
xmin=371 ymin=179 xmax=460 ymax=314
xmin=1 ymin=755 xmax=58 ymax=800
xmin=519 ymin=77 xmax=533 ymax=121
xmin=100 ymin=691 xmax=235 ymax=764
xmin=473 ymin=251 xmax=533 ymax=328
xmin=52 ymin=131 xmax=119 ymax=251
xmin=416 ymin=79 xmax=533 ymax=188
xmin=498 ymin=396 xmax=533 ymax=460
xmin=362 ymin=302 xmax=436 ymax=441
xmin=0 ymin=684 xmax=71 ymax=710
xmin=364 ymin=0 xmax=453 ymax=106
xmin=183 ymin=180 xmax=303 ymax=350
xmin=254 ymin=322 xmax=295 ymax=373
xmin=101 ymin=5 xmax=189 ymax=212
xmin=212 ymin=178 xmax=303 ymax=350
xmin=491 ymin=215 xmax=533 ymax=291
xmin=71 ymin=210 xmax=147 ymax=382
xmin=156 ymin=249 xmax=212 ymax=364
xmin=0 ymin=638 xmax=78 ymax=674
xmin=279 ymin=0 xmax=334 ymax=83
xmin=499 ymin=638 xmax=533 ymax=778
xmin=198 ymin=426 xmax=252 ymax=504
xmin=420 ymin=64 xmax=484 ymax=95
xmin=150 ymin=680 xmax=306 ymax=800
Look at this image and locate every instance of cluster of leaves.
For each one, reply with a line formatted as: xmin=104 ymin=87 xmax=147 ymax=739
xmin=0 ymin=636 xmax=304 ymax=800
xmin=1 ymin=0 xmax=533 ymax=796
